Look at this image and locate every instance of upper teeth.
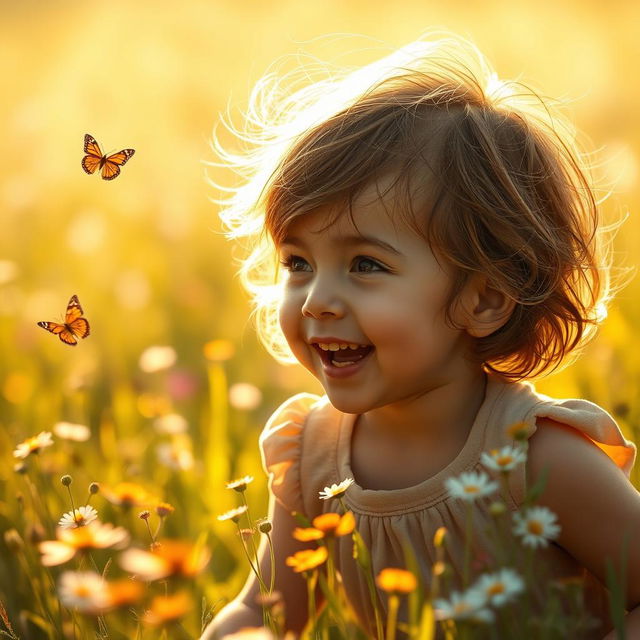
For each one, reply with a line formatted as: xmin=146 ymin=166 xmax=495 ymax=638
xmin=316 ymin=342 xmax=367 ymax=351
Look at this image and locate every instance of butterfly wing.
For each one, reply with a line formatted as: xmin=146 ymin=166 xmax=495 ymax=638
xmin=65 ymin=295 xmax=83 ymax=324
xmin=68 ymin=317 xmax=90 ymax=339
xmin=37 ymin=321 xmax=65 ymax=335
xmin=65 ymin=295 xmax=90 ymax=340
xmin=82 ymin=134 xmax=104 ymax=175
xmin=37 ymin=320 xmax=78 ymax=345
xmin=101 ymin=148 xmax=135 ymax=181
xmin=58 ymin=328 xmax=79 ymax=346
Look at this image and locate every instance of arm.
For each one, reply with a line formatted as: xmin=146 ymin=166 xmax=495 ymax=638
xmin=527 ymin=419 xmax=640 ymax=638
xmin=201 ymin=497 xmax=325 ymax=639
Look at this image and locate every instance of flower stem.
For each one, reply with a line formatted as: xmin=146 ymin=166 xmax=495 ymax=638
xmin=463 ymin=503 xmax=473 ymax=587
xmin=144 ymin=518 xmax=155 ymax=545
xmin=266 ymin=532 xmax=276 ymax=594
xmin=240 ymin=493 xmax=263 ymax=586
xmin=366 ymin=572 xmax=385 ymax=640
xmin=306 ymin=571 xmax=319 ymax=640
xmin=66 ymin=485 xmax=76 ymax=516
xmin=326 ymin=538 xmax=336 ymax=593
xmin=235 ymin=522 xmax=268 ymax=593
xmin=385 ymin=594 xmax=399 ymax=640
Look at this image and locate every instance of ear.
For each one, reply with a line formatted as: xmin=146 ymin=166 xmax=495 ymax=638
xmin=457 ymin=275 xmax=515 ymax=338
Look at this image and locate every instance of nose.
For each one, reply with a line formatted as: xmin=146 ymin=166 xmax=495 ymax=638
xmin=301 ymin=280 xmax=346 ymax=319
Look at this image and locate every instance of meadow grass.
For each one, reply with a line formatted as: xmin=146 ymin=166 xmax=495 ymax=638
xmin=0 ymin=329 xmax=635 ymax=639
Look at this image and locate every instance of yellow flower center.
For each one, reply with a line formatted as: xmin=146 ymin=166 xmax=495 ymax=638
xmin=527 ymin=520 xmax=543 ymax=535
xmin=488 ymin=583 xmax=505 ymax=595
xmin=453 ymin=602 xmax=471 ymax=615
xmin=74 ymin=585 xmax=92 ymax=598
xmin=464 ymin=485 xmax=479 ymax=494
xmin=497 ymin=455 xmax=513 ymax=466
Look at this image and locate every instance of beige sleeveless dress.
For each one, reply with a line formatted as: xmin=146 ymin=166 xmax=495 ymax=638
xmin=260 ymin=372 xmax=636 ymax=637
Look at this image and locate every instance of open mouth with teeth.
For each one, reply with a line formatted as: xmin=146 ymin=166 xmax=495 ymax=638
xmin=313 ymin=342 xmax=374 ymax=368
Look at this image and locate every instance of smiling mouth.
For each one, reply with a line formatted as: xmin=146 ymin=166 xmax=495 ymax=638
xmin=312 ymin=342 xmax=374 ymax=368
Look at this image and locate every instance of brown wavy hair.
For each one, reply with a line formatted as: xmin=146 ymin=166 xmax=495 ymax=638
xmin=212 ymin=33 xmax=612 ymax=380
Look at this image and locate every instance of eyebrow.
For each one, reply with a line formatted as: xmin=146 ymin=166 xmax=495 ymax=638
xmin=281 ymin=233 xmax=403 ymax=256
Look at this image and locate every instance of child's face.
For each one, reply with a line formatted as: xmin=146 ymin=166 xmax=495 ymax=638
xmin=276 ymin=182 xmax=477 ymax=415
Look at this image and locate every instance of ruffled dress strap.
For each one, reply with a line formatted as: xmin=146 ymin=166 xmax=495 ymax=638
xmin=531 ymin=397 xmax=636 ymax=475
xmin=260 ymin=393 xmax=340 ymax=518
xmin=481 ymin=377 xmax=637 ymax=506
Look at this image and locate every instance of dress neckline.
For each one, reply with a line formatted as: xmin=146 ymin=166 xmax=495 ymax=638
xmin=337 ymin=373 xmax=503 ymax=515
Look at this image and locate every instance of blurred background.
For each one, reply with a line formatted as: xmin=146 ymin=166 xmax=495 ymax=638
xmin=1 ymin=0 xmax=639 ymax=635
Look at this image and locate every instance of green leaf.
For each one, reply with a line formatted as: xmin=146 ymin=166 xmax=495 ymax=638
xmin=19 ymin=611 xmax=53 ymax=638
xmin=293 ymin=511 xmax=312 ymax=528
xmin=522 ymin=464 xmax=549 ymax=506
xmin=352 ymin=528 xmax=371 ymax=572
xmin=401 ymin=539 xmax=424 ymax=632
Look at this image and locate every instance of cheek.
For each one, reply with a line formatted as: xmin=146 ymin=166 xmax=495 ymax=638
xmin=278 ymin=294 xmax=304 ymax=347
xmin=278 ymin=299 xmax=295 ymax=341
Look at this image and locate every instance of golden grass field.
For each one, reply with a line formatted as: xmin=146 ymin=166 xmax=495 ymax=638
xmin=1 ymin=1 xmax=640 ymax=638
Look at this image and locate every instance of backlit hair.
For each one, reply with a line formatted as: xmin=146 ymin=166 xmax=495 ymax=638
xmin=210 ymin=32 xmax=612 ymax=380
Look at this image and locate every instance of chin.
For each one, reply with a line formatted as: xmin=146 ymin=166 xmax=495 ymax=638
xmin=323 ymin=391 xmax=375 ymax=415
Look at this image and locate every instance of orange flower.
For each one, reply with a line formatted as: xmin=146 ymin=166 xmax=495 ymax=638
xmin=142 ymin=591 xmax=191 ymax=626
xmin=101 ymin=482 xmax=152 ymax=509
xmin=506 ymin=421 xmax=533 ymax=441
xmin=119 ymin=539 xmax=210 ymax=581
xmin=106 ymin=579 xmax=145 ymax=608
xmin=285 ymin=547 xmax=328 ymax=573
xmin=155 ymin=502 xmax=175 ymax=518
xmin=137 ymin=393 xmax=172 ymax=418
xmin=292 ymin=527 xmax=324 ymax=542
xmin=292 ymin=511 xmax=355 ymax=541
xmin=204 ymin=339 xmax=235 ymax=362
xmin=376 ymin=568 xmax=418 ymax=594
xmin=39 ymin=522 xmax=130 ymax=566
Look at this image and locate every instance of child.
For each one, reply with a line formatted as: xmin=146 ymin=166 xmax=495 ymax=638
xmin=203 ymin=32 xmax=640 ymax=639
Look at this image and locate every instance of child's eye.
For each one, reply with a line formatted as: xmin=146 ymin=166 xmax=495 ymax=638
xmin=280 ymin=255 xmax=311 ymax=272
xmin=352 ymin=256 xmax=386 ymax=273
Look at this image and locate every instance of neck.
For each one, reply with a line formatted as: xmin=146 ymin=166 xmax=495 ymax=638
xmin=358 ymin=368 xmax=488 ymax=445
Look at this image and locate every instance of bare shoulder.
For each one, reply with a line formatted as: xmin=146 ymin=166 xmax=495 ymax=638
xmin=527 ymin=416 xmax=620 ymax=477
xmin=527 ymin=417 xmax=640 ymax=608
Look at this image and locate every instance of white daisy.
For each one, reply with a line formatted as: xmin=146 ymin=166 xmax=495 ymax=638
xmin=13 ymin=431 xmax=53 ymax=459
xmin=434 ymin=588 xmax=494 ymax=623
xmin=319 ymin=478 xmax=354 ymax=500
xmin=217 ymin=505 xmax=248 ymax=523
xmin=156 ymin=440 xmax=194 ymax=471
xmin=513 ymin=506 xmax=561 ymax=549
xmin=53 ymin=422 xmax=91 ymax=442
xmin=471 ymin=568 xmax=525 ymax=607
xmin=58 ymin=571 xmax=110 ymax=612
xmin=229 ymin=383 xmax=263 ymax=410
xmin=58 ymin=505 xmax=99 ymax=529
xmin=480 ymin=445 xmax=527 ymax=473
xmin=153 ymin=413 xmax=188 ymax=434
xmin=226 ymin=476 xmax=254 ymax=492
xmin=138 ymin=346 xmax=176 ymax=373
xmin=444 ymin=470 xmax=498 ymax=503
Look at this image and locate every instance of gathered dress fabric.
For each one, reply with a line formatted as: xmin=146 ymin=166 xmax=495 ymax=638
xmin=260 ymin=373 xmax=636 ymax=638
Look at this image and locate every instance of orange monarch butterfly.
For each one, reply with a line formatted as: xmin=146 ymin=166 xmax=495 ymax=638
xmin=37 ymin=295 xmax=90 ymax=346
xmin=81 ymin=134 xmax=135 ymax=181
